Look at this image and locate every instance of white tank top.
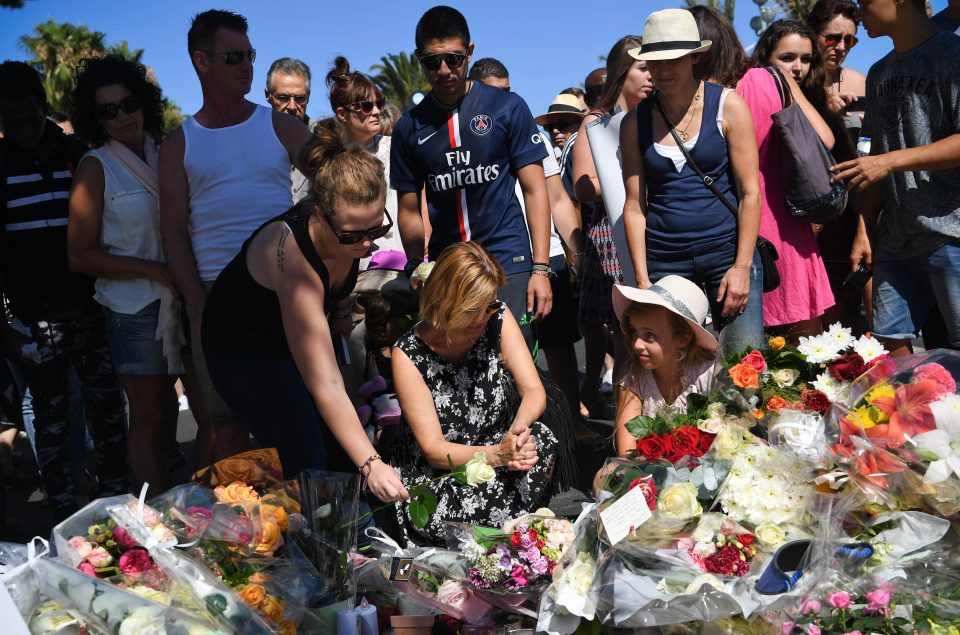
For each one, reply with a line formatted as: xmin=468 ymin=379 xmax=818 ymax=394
xmin=81 ymin=147 xmax=165 ymax=314
xmin=183 ymin=104 xmax=292 ymax=281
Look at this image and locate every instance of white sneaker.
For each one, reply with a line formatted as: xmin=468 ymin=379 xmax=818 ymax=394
xmin=178 ymin=395 xmax=190 ymax=412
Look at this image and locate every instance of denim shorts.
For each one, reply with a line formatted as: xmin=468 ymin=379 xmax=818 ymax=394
xmin=103 ymin=299 xmax=170 ymax=375
xmin=872 ymin=241 xmax=960 ymax=346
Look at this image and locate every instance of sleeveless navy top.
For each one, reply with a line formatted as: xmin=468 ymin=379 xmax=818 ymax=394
xmin=202 ymin=202 xmax=359 ymax=360
xmin=636 ymin=82 xmax=738 ymax=261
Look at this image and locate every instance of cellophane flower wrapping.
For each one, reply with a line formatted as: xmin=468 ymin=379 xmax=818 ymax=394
xmin=0 ymin=540 xmax=43 ymax=619
xmin=536 ymin=502 xmax=601 ymax=635
xmin=824 ymin=349 xmax=960 ymax=516
xmin=286 ymin=469 xmax=360 ymax=628
xmin=443 ymin=512 xmax=575 ymax=618
xmin=33 ymin=557 xmax=226 ymax=634
xmin=102 ymin=495 xmax=281 ymax=635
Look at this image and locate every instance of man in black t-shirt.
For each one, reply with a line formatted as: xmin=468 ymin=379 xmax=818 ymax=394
xmin=0 ymin=61 xmax=128 ymax=519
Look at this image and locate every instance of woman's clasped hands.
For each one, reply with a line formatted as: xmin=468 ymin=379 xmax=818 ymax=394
xmin=497 ymin=420 xmax=539 ymax=471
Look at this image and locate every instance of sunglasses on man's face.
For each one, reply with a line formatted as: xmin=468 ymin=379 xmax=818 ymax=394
xmin=272 ymin=92 xmax=308 ymax=105
xmin=212 ymin=48 xmax=256 ymax=65
xmin=544 ymin=120 xmax=578 ymax=132
xmin=324 ymin=209 xmax=394 ymax=245
xmin=349 ymin=98 xmax=385 ymax=115
xmin=822 ymin=33 xmax=858 ymax=48
xmin=418 ymin=52 xmax=467 ymax=72
xmin=94 ymin=95 xmax=141 ymax=120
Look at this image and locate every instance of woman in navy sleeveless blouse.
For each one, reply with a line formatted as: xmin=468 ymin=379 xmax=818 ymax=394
xmin=621 ymin=9 xmax=764 ymax=354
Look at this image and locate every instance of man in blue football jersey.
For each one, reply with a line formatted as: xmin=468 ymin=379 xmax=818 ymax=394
xmin=390 ymin=6 xmax=553 ymax=345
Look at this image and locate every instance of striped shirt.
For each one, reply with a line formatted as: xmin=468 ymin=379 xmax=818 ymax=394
xmin=0 ymin=126 xmax=95 ymax=321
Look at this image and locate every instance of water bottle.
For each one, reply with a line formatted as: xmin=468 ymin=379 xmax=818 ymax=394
xmin=856 ymin=136 xmax=871 ymax=157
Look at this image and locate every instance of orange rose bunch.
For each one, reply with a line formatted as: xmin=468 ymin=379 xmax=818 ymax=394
xmin=728 ymin=363 xmax=760 ymax=389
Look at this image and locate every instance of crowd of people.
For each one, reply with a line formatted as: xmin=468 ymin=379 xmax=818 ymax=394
xmin=0 ymin=0 xmax=957 ymax=546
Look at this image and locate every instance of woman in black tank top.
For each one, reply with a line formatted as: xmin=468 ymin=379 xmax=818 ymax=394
xmin=201 ymin=119 xmax=408 ymax=506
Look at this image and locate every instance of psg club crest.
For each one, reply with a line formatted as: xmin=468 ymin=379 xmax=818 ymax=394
xmin=470 ymin=114 xmax=493 ymax=136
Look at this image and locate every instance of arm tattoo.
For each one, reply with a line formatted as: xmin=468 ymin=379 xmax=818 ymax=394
xmin=277 ymin=225 xmax=290 ymax=272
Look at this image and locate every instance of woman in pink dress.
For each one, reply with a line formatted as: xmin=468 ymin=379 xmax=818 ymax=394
xmin=690 ymin=6 xmax=836 ymax=339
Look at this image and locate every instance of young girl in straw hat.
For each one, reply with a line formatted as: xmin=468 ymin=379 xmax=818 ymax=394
xmin=609 ymin=275 xmax=718 ymax=457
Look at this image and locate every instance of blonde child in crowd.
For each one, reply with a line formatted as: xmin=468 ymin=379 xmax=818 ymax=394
xmin=609 ymin=276 xmax=719 ymax=457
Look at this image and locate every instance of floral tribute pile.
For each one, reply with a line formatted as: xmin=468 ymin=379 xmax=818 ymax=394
xmin=8 ymin=330 xmax=960 ymax=634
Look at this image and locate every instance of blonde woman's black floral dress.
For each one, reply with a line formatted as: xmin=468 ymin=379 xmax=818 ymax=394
xmin=391 ymin=307 xmax=558 ymax=546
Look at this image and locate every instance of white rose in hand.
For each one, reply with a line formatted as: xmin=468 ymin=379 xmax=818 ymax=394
xmin=464 ymin=452 xmax=496 ymax=486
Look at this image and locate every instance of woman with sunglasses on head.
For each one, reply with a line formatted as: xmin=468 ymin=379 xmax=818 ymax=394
xmin=688 ymin=6 xmax=839 ymax=341
xmin=752 ymin=20 xmax=866 ymax=334
xmin=808 ymin=0 xmax=866 ymax=115
xmin=390 ymin=241 xmax=561 ymax=546
xmin=67 ymin=55 xmax=181 ymax=496
xmin=201 ymin=119 xmax=408 ymax=510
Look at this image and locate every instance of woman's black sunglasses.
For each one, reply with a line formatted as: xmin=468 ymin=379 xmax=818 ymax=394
xmin=418 ymin=52 xmax=467 ymax=72
xmin=349 ymin=98 xmax=386 ymax=115
xmin=94 ymin=95 xmax=141 ymax=120
xmin=324 ymin=209 xmax=394 ymax=245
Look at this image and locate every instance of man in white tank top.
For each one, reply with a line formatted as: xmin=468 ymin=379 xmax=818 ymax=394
xmin=158 ymin=10 xmax=311 ymax=456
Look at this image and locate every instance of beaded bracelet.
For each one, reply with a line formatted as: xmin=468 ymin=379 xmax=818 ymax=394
xmin=531 ymin=270 xmax=551 ymax=278
xmin=359 ymin=453 xmax=381 ymax=475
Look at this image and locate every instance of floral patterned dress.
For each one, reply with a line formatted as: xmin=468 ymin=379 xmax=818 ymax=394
xmin=391 ymin=307 xmax=559 ymax=547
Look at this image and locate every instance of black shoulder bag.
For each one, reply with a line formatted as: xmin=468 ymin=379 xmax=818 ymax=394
xmin=654 ymin=95 xmax=780 ymax=293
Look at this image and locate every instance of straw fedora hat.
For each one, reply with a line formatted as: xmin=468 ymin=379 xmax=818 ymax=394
xmin=629 ymin=9 xmax=712 ymax=61
xmin=612 ymin=276 xmax=718 ymax=353
xmin=534 ymin=94 xmax=585 ymax=126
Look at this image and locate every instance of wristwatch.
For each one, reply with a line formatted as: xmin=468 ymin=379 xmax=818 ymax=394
xmin=403 ymin=258 xmax=424 ymax=279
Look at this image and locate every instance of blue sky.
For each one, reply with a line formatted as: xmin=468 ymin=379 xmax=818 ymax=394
xmin=0 ymin=0 xmax=949 ymax=120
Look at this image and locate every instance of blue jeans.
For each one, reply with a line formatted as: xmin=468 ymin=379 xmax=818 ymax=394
xmin=647 ymin=242 xmax=764 ymax=355
xmin=873 ymin=241 xmax=960 ymax=346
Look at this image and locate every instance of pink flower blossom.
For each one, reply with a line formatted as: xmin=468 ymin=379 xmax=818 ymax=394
xmin=780 ymin=622 xmax=795 ymax=635
xmin=77 ymin=562 xmax=96 ymax=576
xmin=118 ymin=547 xmax=153 ymax=575
xmin=807 ymin=625 xmax=820 ymax=635
xmin=841 ymin=631 xmax=862 ymax=635
xmin=800 ymin=599 xmax=821 ymax=613
xmin=914 ymin=363 xmax=957 ymax=399
xmin=826 ymin=591 xmax=851 ymax=609
xmin=85 ymin=546 xmax=113 ymax=568
xmin=67 ymin=536 xmax=93 ymax=560
xmin=112 ymin=526 xmax=138 ymax=549
xmin=510 ymin=563 xmax=529 ymax=587
xmin=865 ymin=588 xmax=892 ymax=612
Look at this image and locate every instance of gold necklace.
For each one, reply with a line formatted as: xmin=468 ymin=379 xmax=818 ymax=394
xmin=664 ymin=82 xmax=702 ymax=143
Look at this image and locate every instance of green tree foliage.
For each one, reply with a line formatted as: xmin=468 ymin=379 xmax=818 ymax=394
xmin=684 ymin=0 xmax=737 ymax=22
xmin=370 ymin=52 xmax=430 ymax=111
xmin=771 ymin=0 xmax=818 ymax=22
xmin=18 ymin=19 xmax=106 ymax=113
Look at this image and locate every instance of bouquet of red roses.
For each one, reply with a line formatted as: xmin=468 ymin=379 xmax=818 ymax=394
xmin=627 ymin=394 xmax=716 ymax=464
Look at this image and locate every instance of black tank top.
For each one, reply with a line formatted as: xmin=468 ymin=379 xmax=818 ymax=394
xmin=202 ymin=202 xmax=360 ymax=360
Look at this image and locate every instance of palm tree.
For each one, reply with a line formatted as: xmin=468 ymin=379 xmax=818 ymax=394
xmin=684 ymin=0 xmax=736 ymax=22
xmin=771 ymin=0 xmax=818 ymax=22
xmin=19 ymin=19 xmax=107 ymax=113
xmin=107 ymin=41 xmax=145 ymax=65
xmin=370 ymin=52 xmax=430 ymax=111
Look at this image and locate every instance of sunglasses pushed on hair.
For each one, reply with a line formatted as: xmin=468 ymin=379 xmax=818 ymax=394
xmin=822 ymin=33 xmax=858 ymax=48
xmin=211 ymin=48 xmax=256 ymax=65
xmin=94 ymin=95 xmax=141 ymax=120
xmin=348 ymin=98 xmax=385 ymax=115
xmin=418 ymin=52 xmax=467 ymax=72
xmin=324 ymin=209 xmax=394 ymax=245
